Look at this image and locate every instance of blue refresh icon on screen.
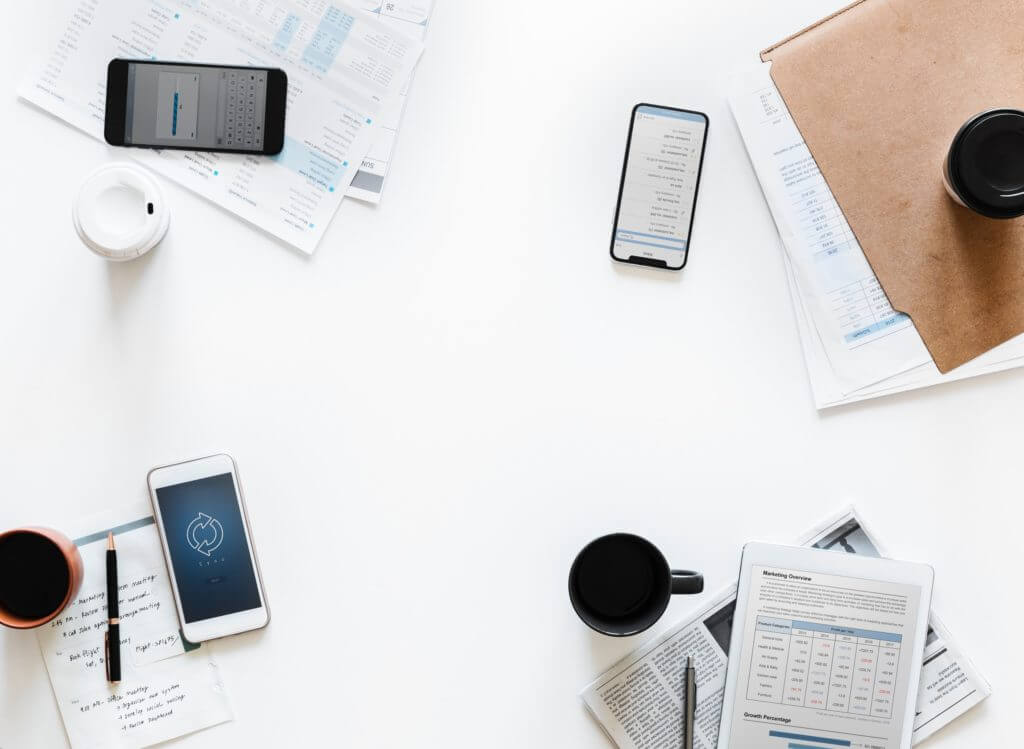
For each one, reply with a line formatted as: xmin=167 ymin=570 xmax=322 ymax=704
xmin=157 ymin=473 xmax=262 ymax=622
xmin=186 ymin=512 xmax=224 ymax=557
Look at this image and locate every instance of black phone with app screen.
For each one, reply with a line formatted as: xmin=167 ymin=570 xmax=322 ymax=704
xmin=104 ymin=59 xmax=287 ymax=155
xmin=610 ymin=104 xmax=709 ymax=270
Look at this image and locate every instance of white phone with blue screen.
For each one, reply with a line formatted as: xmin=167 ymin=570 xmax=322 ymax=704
xmin=148 ymin=454 xmax=270 ymax=642
xmin=610 ymin=104 xmax=709 ymax=270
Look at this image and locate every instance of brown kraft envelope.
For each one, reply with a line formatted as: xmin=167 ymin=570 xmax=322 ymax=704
xmin=762 ymin=0 xmax=1024 ymax=373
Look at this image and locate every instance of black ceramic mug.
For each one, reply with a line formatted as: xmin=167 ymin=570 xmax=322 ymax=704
xmin=569 ymin=533 xmax=703 ymax=636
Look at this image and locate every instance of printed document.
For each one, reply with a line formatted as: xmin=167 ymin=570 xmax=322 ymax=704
xmin=724 ymin=565 xmax=925 ymax=748
xmin=19 ymin=0 xmax=423 ymax=254
xmin=729 ymin=65 xmax=930 ymax=394
xmin=729 ymin=65 xmax=1024 ymax=407
xmin=580 ymin=508 xmax=990 ymax=749
xmin=347 ymin=0 xmax=434 ymax=203
xmin=36 ymin=504 xmax=231 ymax=749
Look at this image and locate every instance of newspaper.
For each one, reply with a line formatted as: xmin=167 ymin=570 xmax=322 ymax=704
xmin=580 ymin=508 xmax=990 ymax=748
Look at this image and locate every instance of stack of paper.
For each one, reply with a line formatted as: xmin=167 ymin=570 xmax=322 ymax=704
xmin=729 ymin=65 xmax=1024 ymax=408
xmin=18 ymin=0 xmax=433 ymax=254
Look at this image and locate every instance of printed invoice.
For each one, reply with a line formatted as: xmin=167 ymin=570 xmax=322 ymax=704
xmin=18 ymin=0 xmax=423 ymax=254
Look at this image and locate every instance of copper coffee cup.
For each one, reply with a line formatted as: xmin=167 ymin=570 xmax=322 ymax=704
xmin=0 ymin=527 xmax=84 ymax=629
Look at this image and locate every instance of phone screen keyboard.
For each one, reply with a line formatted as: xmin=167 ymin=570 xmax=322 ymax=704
xmin=215 ymin=70 xmax=267 ymax=151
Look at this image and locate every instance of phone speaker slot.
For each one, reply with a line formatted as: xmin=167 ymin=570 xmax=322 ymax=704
xmin=627 ymin=256 xmax=668 ymax=268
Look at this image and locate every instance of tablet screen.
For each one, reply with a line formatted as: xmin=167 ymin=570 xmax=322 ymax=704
xmin=724 ymin=564 xmax=925 ymax=748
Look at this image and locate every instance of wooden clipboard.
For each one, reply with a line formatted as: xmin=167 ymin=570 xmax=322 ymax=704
xmin=762 ymin=0 xmax=1024 ymax=373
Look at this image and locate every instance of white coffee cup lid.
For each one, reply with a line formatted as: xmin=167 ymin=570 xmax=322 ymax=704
xmin=72 ymin=162 xmax=170 ymax=261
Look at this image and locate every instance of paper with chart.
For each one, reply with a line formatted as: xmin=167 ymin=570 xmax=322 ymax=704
xmin=580 ymin=508 xmax=990 ymax=749
xmin=730 ymin=65 xmax=1024 ymax=407
xmin=18 ymin=0 xmax=423 ymax=254
xmin=348 ymin=0 xmax=434 ymax=203
xmin=36 ymin=504 xmax=231 ymax=749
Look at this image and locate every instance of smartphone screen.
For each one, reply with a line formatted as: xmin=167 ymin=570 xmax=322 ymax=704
xmin=154 ymin=473 xmax=263 ymax=623
xmin=610 ymin=104 xmax=708 ymax=270
xmin=106 ymin=60 xmax=286 ymax=154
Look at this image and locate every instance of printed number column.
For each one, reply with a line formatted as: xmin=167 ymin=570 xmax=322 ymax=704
xmin=746 ymin=618 xmax=792 ymax=703
xmin=871 ymin=638 xmax=901 ymax=718
xmin=827 ymin=633 xmax=856 ymax=712
xmin=782 ymin=625 xmax=813 ymax=707
xmin=805 ymin=630 xmax=836 ymax=709
xmin=850 ymin=637 xmax=880 ymax=715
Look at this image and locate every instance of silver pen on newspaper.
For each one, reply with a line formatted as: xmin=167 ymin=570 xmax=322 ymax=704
xmin=683 ymin=656 xmax=696 ymax=749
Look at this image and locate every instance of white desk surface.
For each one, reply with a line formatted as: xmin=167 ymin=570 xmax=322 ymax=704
xmin=1 ymin=1 xmax=1020 ymax=746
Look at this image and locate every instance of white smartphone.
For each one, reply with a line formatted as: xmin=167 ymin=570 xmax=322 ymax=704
xmin=147 ymin=454 xmax=270 ymax=642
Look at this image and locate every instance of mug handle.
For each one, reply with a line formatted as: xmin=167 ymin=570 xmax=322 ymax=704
xmin=670 ymin=570 xmax=704 ymax=595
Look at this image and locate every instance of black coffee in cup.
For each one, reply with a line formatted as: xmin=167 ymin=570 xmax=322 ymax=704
xmin=569 ymin=533 xmax=703 ymax=636
xmin=0 ymin=531 xmax=72 ymax=622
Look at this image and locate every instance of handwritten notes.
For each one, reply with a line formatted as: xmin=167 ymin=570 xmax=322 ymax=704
xmin=36 ymin=506 xmax=231 ymax=748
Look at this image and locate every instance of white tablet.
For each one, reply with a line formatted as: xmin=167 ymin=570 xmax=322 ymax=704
xmin=717 ymin=543 xmax=933 ymax=749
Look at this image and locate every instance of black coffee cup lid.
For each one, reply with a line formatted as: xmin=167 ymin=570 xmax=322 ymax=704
xmin=950 ymin=109 xmax=1024 ymax=218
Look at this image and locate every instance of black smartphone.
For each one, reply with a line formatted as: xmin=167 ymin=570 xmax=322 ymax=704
xmin=104 ymin=59 xmax=287 ymax=155
xmin=610 ymin=104 xmax=709 ymax=270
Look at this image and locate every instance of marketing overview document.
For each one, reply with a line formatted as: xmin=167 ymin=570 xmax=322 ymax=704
xmin=723 ymin=566 xmax=924 ymax=748
xmin=580 ymin=509 xmax=989 ymax=749
xmin=19 ymin=0 xmax=423 ymax=253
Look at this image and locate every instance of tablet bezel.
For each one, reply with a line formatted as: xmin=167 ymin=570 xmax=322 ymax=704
xmin=716 ymin=542 xmax=933 ymax=749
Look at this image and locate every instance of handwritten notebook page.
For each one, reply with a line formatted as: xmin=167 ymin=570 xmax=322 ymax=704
xmin=36 ymin=505 xmax=232 ymax=749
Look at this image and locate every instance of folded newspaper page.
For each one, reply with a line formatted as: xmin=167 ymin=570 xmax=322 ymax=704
xmin=580 ymin=508 xmax=990 ymax=748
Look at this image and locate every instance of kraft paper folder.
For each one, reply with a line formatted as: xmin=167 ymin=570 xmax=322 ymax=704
xmin=761 ymin=0 xmax=1024 ymax=373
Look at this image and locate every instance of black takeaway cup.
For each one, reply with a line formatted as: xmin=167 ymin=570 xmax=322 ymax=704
xmin=569 ymin=533 xmax=703 ymax=636
xmin=943 ymin=108 xmax=1024 ymax=219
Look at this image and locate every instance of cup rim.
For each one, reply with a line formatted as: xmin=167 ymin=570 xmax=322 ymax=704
xmin=0 ymin=527 xmax=79 ymax=629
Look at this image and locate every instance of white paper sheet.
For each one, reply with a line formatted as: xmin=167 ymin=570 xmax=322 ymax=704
xmin=36 ymin=505 xmax=232 ymax=749
xmin=730 ymin=65 xmax=1024 ymax=407
xmin=347 ymin=0 xmax=434 ymax=203
xmin=18 ymin=0 xmax=423 ymax=254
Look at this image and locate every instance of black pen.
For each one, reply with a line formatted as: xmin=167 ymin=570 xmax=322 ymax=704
xmin=105 ymin=532 xmax=121 ymax=683
xmin=683 ymin=656 xmax=695 ymax=749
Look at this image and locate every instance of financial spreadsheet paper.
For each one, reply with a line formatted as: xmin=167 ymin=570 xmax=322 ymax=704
xmin=19 ymin=0 xmax=423 ymax=254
